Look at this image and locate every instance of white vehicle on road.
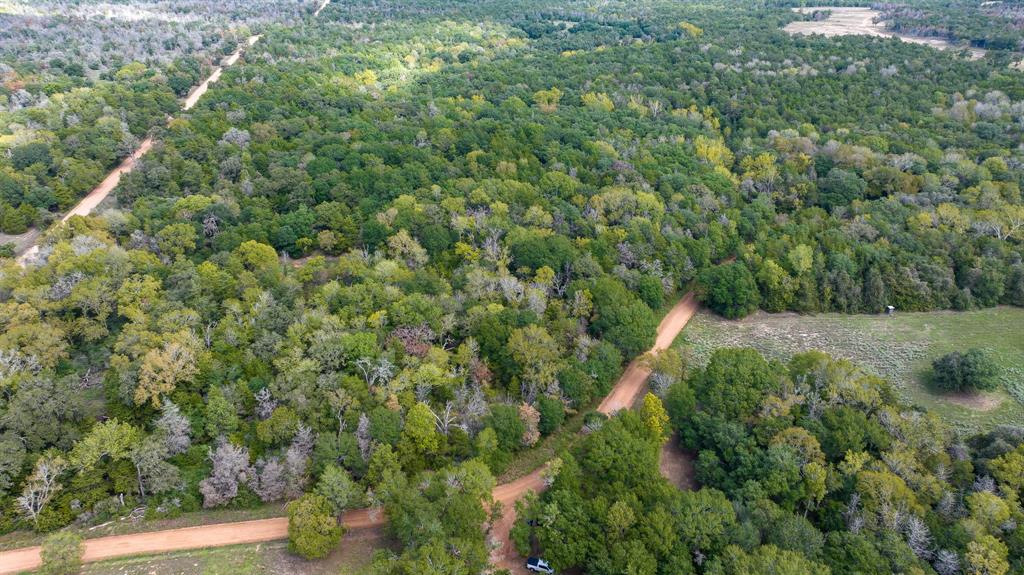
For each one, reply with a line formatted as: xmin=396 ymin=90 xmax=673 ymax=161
xmin=526 ymin=557 xmax=555 ymax=574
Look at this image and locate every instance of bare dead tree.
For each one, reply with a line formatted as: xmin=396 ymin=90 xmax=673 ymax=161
xmin=17 ymin=454 xmax=66 ymax=527
xmin=430 ymin=401 xmax=458 ymax=436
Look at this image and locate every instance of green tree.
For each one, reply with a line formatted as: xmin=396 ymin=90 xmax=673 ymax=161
xmin=755 ymin=259 xmax=795 ymax=312
xmin=156 ymin=223 xmax=197 ymax=257
xmin=316 ymin=464 xmax=362 ymax=514
xmin=589 ymin=278 xmax=656 ymax=357
xmin=694 ymin=348 xmax=778 ymax=420
xmin=817 ymin=168 xmax=866 ymax=210
xmin=287 ymin=493 xmax=343 ymax=559
xmin=487 ymin=404 xmax=525 ymax=453
xmin=11 ymin=143 xmax=52 ymax=170
xmin=639 ymin=393 xmax=669 ymax=441
xmin=69 ymin=420 xmax=140 ymax=470
xmin=989 ymin=444 xmax=1024 ymax=494
xmin=536 ymin=396 xmax=565 ymax=436
xmin=510 ymin=232 xmax=575 ymax=271
xmin=965 ymin=535 xmax=1009 ymax=575
xmin=398 ymin=402 xmax=440 ymax=471
xmin=699 ymin=262 xmax=760 ymax=319
xmin=676 ymin=488 xmax=738 ymax=556
xmin=508 ymin=325 xmax=561 ymax=397
xmin=205 ymin=387 xmax=239 ymax=439
xmin=707 ymin=544 xmax=831 ymax=575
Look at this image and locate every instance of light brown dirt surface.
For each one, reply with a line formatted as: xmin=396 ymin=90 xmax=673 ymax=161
xmin=0 ymin=518 xmax=288 ymax=575
xmin=785 ymin=7 xmax=986 ymax=60
xmin=0 ymin=291 xmax=702 ymax=574
xmin=62 ymin=137 xmax=154 ymax=224
xmin=16 ymin=137 xmax=152 ymax=265
xmin=942 ymin=391 xmax=1003 ymax=411
xmin=0 ymin=228 xmax=40 ymax=256
xmin=598 ymin=291 xmax=699 ymax=415
xmin=489 ymin=469 xmax=547 ymax=574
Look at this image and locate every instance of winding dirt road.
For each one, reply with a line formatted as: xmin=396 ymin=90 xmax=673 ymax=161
xmin=0 ymin=292 xmax=700 ymax=574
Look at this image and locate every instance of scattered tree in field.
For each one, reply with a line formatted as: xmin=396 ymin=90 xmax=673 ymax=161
xmin=930 ymin=349 xmax=1000 ymax=393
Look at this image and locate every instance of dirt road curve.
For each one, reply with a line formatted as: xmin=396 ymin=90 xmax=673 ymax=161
xmin=0 ymin=292 xmax=697 ymax=572
xmin=0 ymin=292 xmax=700 ymax=574
xmin=492 ymin=291 xmax=699 ymax=573
xmin=598 ymin=291 xmax=698 ymax=415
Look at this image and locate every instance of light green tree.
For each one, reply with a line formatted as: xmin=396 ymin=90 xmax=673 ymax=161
xmin=287 ymin=493 xmax=344 ymax=559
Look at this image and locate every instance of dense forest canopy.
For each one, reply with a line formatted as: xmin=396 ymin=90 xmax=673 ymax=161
xmin=0 ymin=0 xmax=1022 ymax=573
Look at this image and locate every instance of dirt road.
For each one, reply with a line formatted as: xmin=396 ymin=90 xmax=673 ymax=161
xmin=0 ymin=291 xmax=700 ymax=574
xmin=14 ymin=35 xmax=261 ymax=266
xmin=183 ymin=35 xmax=261 ymax=111
xmin=597 ymin=291 xmax=698 ymax=414
xmin=492 ymin=291 xmax=699 ymax=573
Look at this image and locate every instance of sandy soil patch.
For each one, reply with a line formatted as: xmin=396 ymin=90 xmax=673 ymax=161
xmin=941 ymin=391 xmax=1004 ymax=411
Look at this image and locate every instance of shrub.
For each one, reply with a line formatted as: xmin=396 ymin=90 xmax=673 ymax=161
xmin=40 ymin=531 xmax=83 ymax=575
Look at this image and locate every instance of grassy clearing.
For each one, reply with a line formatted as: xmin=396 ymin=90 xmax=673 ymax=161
xmin=677 ymin=307 xmax=1024 ymax=434
xmin=83 ymin=543 xmax=268 ymax=575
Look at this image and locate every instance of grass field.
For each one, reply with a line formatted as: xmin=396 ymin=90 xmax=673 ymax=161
xmin=677 ymin=307 xmax=1024 ymax=434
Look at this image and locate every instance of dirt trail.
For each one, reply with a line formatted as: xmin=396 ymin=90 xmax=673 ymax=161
xmin=14 ymin=35 xmax=261 ymax=266
xmin=0 ymin=291 xmax=701 ymax=574
xmin=313 ymin=0 xmax=330 ymax=18
xmin=14 ymin=137 xmax=156 ymax=266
